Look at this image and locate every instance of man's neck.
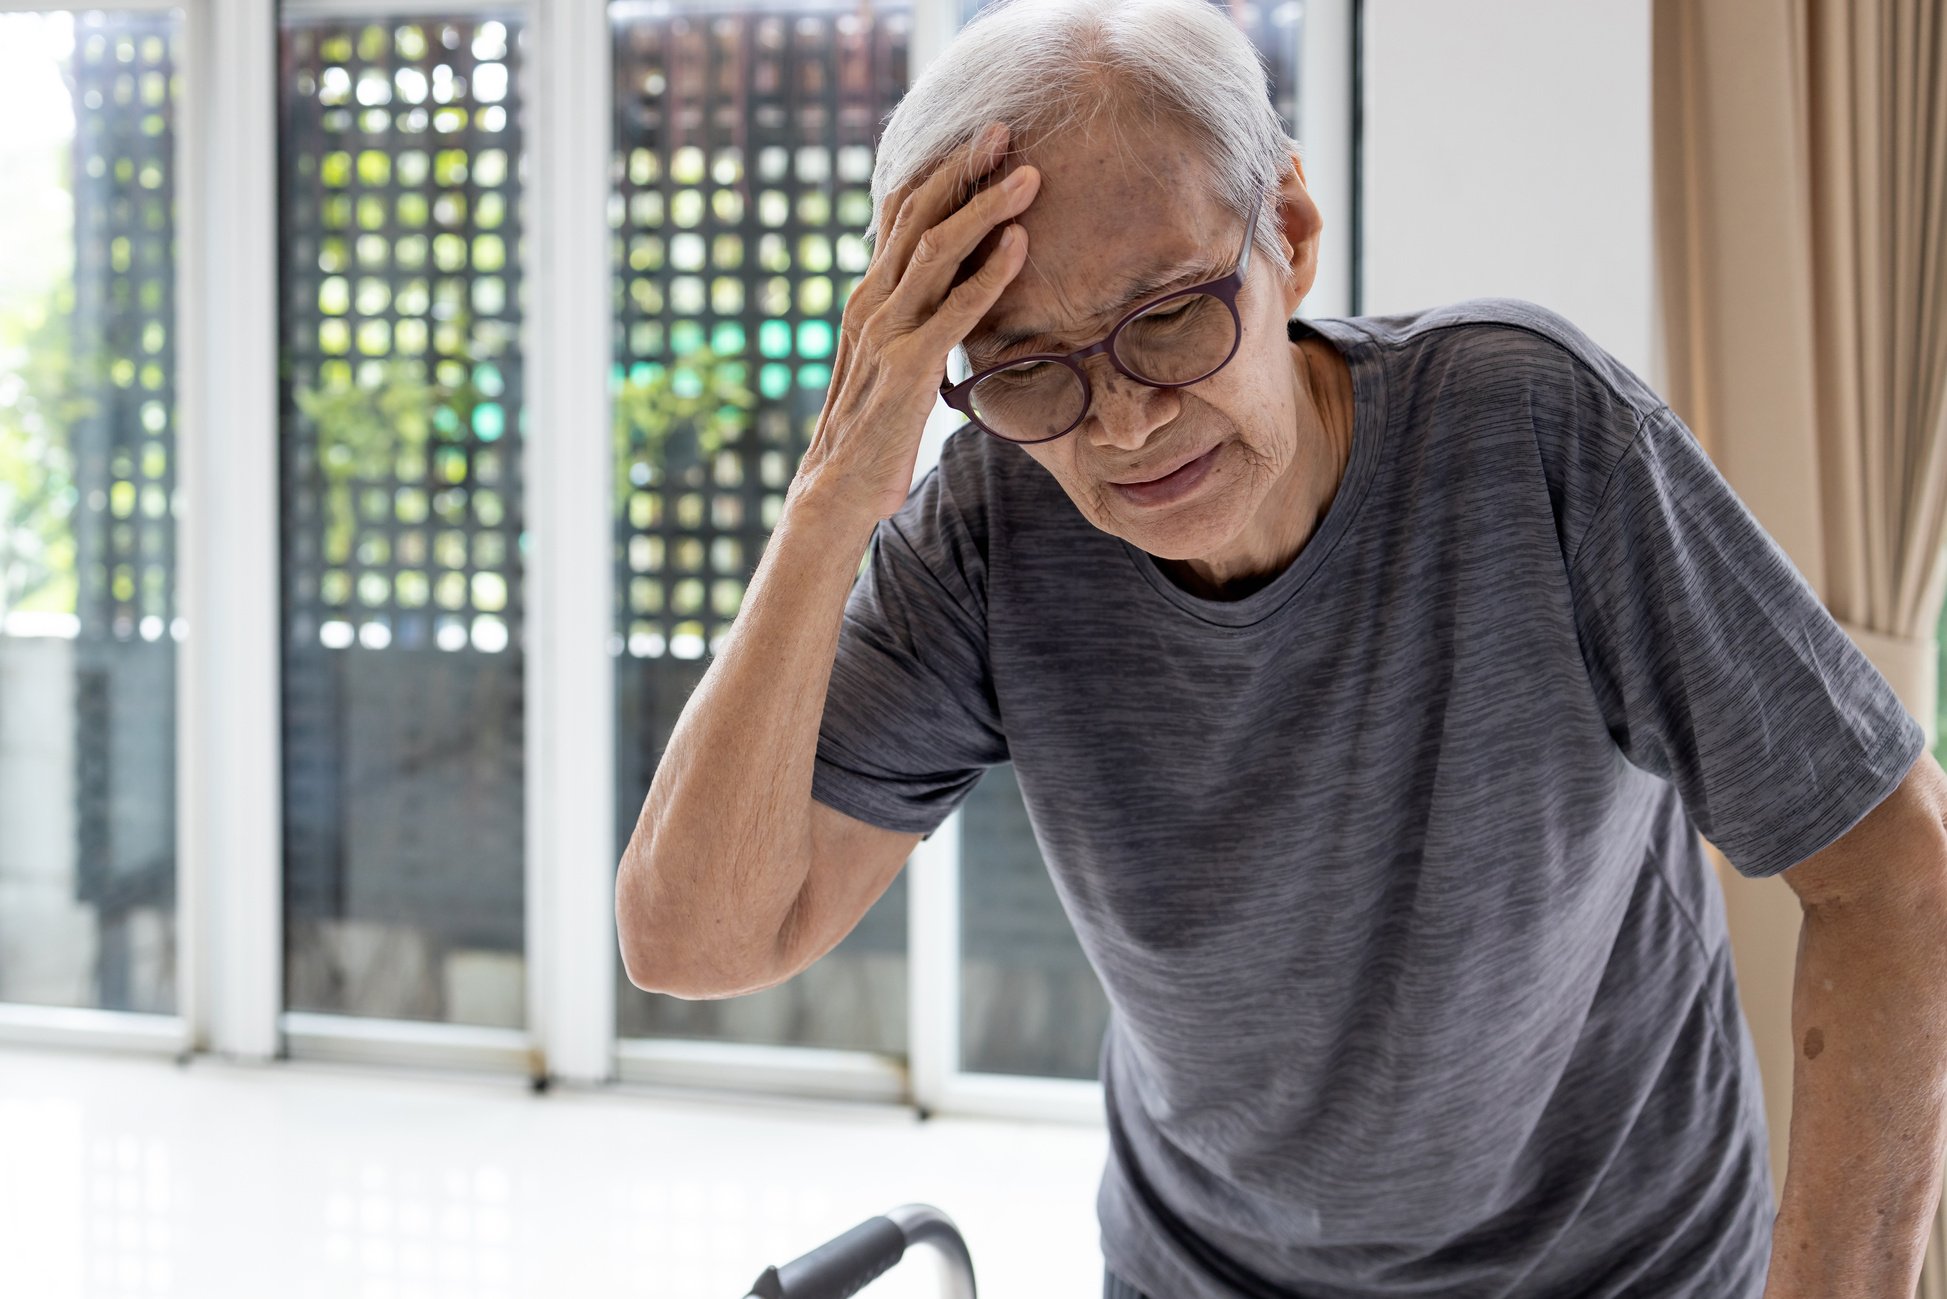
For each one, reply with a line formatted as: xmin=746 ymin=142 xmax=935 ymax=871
xmin=1157 ymin=337 xmax=1356 ymax=602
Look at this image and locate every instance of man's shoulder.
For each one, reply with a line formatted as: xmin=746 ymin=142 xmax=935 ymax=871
xmin=934 ymin=416 xmax=1047 ymax=486
xmin=909 ymin=419 xmax=1065 ymax=536
xmin=874 ymin=423 xmax=1032 ymax=609
xmin=1334 ymin=297 xmax=1675 ymax=563
xmin=901 ymin=423 xmax=1005 ymax=544
xmin=1339 ymin=295 xmax=1666 ymax=431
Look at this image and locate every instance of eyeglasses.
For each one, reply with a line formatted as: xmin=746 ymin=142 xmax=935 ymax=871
xmin=940 ymin=208 xmax=1257 ymax=444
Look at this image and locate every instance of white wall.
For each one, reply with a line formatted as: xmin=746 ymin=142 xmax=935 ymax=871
xmin=1360 ymin=0 xmax=1658 ymax=388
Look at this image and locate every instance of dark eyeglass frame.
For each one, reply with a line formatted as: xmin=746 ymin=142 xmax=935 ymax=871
xmin=940 ymin=208 xmax=1259 ymax=445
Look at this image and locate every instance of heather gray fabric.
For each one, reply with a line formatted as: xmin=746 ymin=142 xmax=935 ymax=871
xmin=808 ymin=297 xmax=1927 ymax=1298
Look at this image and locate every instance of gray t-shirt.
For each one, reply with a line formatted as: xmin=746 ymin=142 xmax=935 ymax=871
xmin=808 ymin=297 xmax=1926 ymax=1298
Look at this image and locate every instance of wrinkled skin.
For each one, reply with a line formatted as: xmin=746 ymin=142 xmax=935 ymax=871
xmin=962 ymin=112 xmax=1356 ymax=601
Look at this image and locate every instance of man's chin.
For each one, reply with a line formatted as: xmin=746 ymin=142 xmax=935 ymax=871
xmin=1111 ymin=504 xmax=1236 ymax=562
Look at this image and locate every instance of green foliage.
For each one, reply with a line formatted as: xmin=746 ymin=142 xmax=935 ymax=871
xmin=612 ymin=347 xmax=756 ymax=515
xmin=293 ymin=328 xmax=759 ymax=589
xmin=5 ymin=271 xmax=763 ymax=635
xmin=296 ymin=357 xmax=441 ymax=566
xmin=291 ymin=312 xmax=505 ymax=567
xmin=0 ymin=277 xmax=96 ymax=620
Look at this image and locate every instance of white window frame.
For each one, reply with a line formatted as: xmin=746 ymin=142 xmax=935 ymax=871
xmin=183 ymin=0 xmax=283 ymax=1065
xmin=0 ymin=0 xmax=212 ymax=1059
xmin=263 ymin=0 xmax=618 ymax=1086
xmin=0 ymin=0 xmax=1359 ymax=1128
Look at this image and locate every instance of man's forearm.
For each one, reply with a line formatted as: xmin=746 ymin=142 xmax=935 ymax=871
xmin=1761 ymin=892 xmax=1947 ymax=1297
xmin=616 ymin=477 xmax=879 ymax=997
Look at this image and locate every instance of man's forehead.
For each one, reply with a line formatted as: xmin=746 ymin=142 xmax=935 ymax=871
xmin=968 ymin=247 xmax=1226 ymax=353
xmin=955 ymin=115 xmax=1232 ymax=349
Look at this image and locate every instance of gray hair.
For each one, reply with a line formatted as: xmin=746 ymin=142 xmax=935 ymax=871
xmin=869 ymin=0 xmax=1298 ymax=277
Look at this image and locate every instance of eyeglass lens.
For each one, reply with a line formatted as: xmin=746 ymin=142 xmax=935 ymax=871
xmin=967 ymin=291 xmax=1239 ymax=442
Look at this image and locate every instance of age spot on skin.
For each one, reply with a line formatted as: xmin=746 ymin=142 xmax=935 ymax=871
xmin=1803 ymin=1026 xmax=1826 ymax=1059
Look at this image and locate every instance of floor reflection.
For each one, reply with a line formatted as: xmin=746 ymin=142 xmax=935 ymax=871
xmin=0 ymin=1045 xmax=1107 ymax=1298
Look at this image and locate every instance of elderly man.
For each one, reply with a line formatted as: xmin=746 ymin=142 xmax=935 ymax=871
xmin=618 ymin=1 xmax=1947 ymax=1296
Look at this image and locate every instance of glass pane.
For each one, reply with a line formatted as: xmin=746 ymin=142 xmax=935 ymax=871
xmin=955 ymin=0 xmax=1307 ymax=1079
xmin=279 ymin=15 xmax=529 ymax=1028
xmin=0 ymin=11 xmax=183 ymax=1016
xmin=960 ymin=766 xmax=1111 ymax=1079
xmin=612 ymin=2 xmax=913 ymax=1054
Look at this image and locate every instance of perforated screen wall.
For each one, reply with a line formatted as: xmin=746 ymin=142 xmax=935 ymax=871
xmin=611 ymin=2 xmax=914 ymax=1050
xmin=278 ymin=15 xmax=530 ymax=1025
xmin=67 ymin=9 xmax=183 ymax=1014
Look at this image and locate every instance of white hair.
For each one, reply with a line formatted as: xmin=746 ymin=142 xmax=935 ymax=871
xmin=869 ymin=0 xmax=1298 ymax=276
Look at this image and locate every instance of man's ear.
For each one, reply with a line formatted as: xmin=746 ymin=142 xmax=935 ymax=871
xmin=1274 ymin=146 xmax=1323 ymax=317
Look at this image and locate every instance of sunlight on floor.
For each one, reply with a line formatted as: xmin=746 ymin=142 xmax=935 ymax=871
xmin=0 ymin=1045 xmax=1109 ymax=1298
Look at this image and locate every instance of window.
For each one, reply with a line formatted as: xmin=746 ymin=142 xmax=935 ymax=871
xmin=0 ymin=0 xmax=1355 ymax=1116
xmin=279 ymin=14 xmax=530 ymax=1028
xmin=611 ymin=1 xmax=915 ymax=1056
xmin=0 ymin=9 xmax=184 ymax=1017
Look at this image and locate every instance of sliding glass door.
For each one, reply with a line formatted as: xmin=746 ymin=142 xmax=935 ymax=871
xmin=0 ymin=8 xmax=185 ymax=1019
xmin=277 ymin=13 xmax=531 ymax=1029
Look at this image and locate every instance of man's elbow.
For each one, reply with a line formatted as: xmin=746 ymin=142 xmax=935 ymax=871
xmin=615 ymin=899 xmax=791 ymax=1001
xmin=614 ymin=847 xmax=801 ymax=999
xmin=622 ymin=954 xmax=791 ymax=1002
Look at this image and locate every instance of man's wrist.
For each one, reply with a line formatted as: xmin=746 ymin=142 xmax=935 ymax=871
xmin=782 ymin=463 xmax=888 ymax=546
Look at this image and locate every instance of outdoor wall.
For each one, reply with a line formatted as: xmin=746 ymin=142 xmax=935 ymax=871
xmin=0 ymin=636 xmax=93 ymax=1005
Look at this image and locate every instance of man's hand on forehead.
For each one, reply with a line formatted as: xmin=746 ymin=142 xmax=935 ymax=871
xmin=953 ymin=222 xmax=1017 ymax=293
xmin=949 ymin=156 xmax=1028 ymax=290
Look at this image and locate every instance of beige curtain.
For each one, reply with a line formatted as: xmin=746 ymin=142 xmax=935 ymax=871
xmin=1654 ymin=0 xmax=1947 ymax=1294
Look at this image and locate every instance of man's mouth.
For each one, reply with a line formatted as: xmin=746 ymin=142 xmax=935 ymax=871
xmin=1111 ymin=444 xmax=1218 ymax=486
xmin=1107 ymin=442 xmax=1224 ymax=507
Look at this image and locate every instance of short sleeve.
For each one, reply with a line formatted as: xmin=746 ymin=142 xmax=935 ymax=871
xmin=810 ymin=464 xmax=1009 ymax=842
xmin=1566 ymin=402 xmax=1926 ymax=879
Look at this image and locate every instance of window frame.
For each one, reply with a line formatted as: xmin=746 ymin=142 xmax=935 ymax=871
xmin=0 ymin=0 xmax=1361 ymax=1127
xmin=0 ymin=0 xmax=204 ymax=1057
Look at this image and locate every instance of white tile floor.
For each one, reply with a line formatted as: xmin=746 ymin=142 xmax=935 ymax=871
xmin=0 ymin=1044 xmax=1110 ymax=1299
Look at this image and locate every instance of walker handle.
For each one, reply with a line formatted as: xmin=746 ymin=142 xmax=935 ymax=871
xmin=741 ymin=1203 xmax=977 ymax=1299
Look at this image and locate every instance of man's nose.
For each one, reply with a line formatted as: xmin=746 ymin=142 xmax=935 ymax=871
xmin=1082 ymin=358 xmax=1180 ymax=449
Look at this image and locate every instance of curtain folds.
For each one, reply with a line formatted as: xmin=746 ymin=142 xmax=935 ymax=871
xmin=1653 ymin=2 xmax=1947 ymax=1294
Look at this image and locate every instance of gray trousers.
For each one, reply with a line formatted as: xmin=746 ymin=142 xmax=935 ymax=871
xmin=1103 ymin=1267 xmax=1152 ymax=1299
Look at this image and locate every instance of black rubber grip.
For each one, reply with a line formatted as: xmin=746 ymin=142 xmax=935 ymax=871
xmin=763 ymin=1215 xmax=907 ymax=1299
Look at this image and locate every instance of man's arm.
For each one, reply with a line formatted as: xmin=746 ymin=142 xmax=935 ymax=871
xmin=1760 ymin=752 xmax=1947 ymax=1298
